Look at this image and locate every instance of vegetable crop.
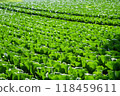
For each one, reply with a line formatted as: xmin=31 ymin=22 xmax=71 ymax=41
xmin=0 ymin=0 xmax=120 ymax=80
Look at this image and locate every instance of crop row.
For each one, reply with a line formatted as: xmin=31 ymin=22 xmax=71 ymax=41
xmin=0 ymin=4 xmax=120 ymax=26
xmin=4 ymin=0 xmax=120 ymax=19
xmin=1 ymin=7 xmax=118 ymax=32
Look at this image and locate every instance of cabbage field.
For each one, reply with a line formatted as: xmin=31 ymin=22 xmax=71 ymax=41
xmin=0 ymin=0 xmax=120 ymax=80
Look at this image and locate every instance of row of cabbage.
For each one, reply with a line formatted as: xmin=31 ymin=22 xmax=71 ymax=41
xmin=0 ymin=4 xmax=120 ymax=26
xmin=0 ymin=6 xmax=120 ymax=80
xmin=3 ymin=0 xmax=120 ymax=19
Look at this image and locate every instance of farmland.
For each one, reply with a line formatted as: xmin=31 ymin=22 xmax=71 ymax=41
xmin=0 ymin=0 xmax=120 ymax=80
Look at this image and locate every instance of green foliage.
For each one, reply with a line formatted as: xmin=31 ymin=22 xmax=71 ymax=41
xmin=0 ymin=0 xmax=120 ymax=80
xmin=106 ymin=59 xmax=120 ymax=71
xmin=85 ymin=75 xmax=95 ymax=80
